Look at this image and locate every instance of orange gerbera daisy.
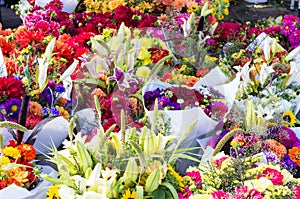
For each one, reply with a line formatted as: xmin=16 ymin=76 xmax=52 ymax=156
xmin=265 ymin=139 xmax=287 ymax=160
xmin=289 ymin=147 xmax=300 ymax=166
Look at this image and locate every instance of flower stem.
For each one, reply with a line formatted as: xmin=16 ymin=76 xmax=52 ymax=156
xmin=16 ymin=94 xmax=30 ymax=145
xmin=213 ymin=128 xmax=244 ymax=156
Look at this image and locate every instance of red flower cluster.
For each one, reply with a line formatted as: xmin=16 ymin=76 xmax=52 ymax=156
xmin=0 ymin=77 xmax=25 ymax=103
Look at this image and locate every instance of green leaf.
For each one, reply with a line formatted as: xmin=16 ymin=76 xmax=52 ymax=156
xmin=0 ymin=121 xmax=28 ymax=132
xmin=151 ymin=188 xmax=166 ymax=199
xmin=161 ymin=182 xmax=179 ymax=199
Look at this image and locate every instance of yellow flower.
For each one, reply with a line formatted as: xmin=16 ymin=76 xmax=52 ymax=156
xmin=188 ymin=5 xmax=198 ymax=13
xmin=136 ymin=66 xmax=151 ymax=79
xmin=168 ymin=164 xmax=185 ymax=191
xmin=3 ymin=147 xmax=21 ymax=159
xmin=138 ymin=48 xmax=152 ymax=65
xmin=6 ymin=167 xmax=29 ymax=185
xmin=217 ymin=14 xmax=224 ymax=21
xmin=46 ymin=185 xmax=60 ymax=199
xmin=281 ymin=110 xmax=297 ymax=127
xmin=102 ymin=28 xmax=111 ymax=38
xmin=224 ymin=8 xmax=229 ymax=15
xmin=0 ymin=156 xmax=10 ymax=166
xmin=121 ymin=188 xmax=136 ymax=199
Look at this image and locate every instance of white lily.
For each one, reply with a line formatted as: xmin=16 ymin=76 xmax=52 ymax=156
xmin=58 ymin=185 xmax=76 ymax=199
xmin=234 ymin=61 xmax=255 ymax=84
xmin=259 ymin=62 xmax=274 ymax=85
xmin=255 ymin=104 xmax=274 ymax=122
xmin=37 ymin=57 xmax=49 ymax=90
xmin=286 ymin=61 xmax=300 ymax=86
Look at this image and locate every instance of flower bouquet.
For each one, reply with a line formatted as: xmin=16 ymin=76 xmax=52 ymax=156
xmin=42 ymin=97 xmax=198 ymax=198
xmin=0 ymin=37 xmax=73 ymax=153
xmin=180 ymin=150 xmax=300 ymax=198
xmin=0 ymin=122 xmax=57 ymax=199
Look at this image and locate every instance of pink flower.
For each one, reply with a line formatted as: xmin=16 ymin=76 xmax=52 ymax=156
xmin=178 ymin=187 xmax=192 ymax=199
xmin=235 ymin=186 xmax=264 ymax=199
xmin=293 ymin=186 xmax=300 ymax=198
xmin=258 ymin=168 xmax=284 ymax=185
xmin=212 ymin=190 xmax=231 ymax=199
xmin=186 ymin=170 xmax=202 ymax=185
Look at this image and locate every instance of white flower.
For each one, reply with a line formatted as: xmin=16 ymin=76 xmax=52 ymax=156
xmin=244 ymin=177 xmax=273 ymax=192
xmin=259 ymin=62 xmax=274 ymax=85
xmin=255 ymin=104 xmax=274 ymax=121
xmin=58 ymin=185 xmax=76 ymax=199
xmin=286 ymin=61 xmax=300 ymax=86
xmin=82 ymin=191 xmax=106 ymax=199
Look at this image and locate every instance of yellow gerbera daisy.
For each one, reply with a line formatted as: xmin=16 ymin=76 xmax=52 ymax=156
xmin=281 ymin=110 xmax=297 ymax=127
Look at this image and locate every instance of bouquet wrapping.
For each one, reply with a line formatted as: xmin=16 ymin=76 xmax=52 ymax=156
xmin=0 ymin=166 xmax=58 ymax=199
xmin=1 ymin=117 xmax=69 ymax=154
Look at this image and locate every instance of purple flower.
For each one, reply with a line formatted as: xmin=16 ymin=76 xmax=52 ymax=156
xmin=271 ymin=127 xmax=298 ymax=148
xmin=282 ymin=154 xmax=297 ymax=170
xmin=158 ymin=96 xmax=171 ymax=107
xmin=211 ymin=101 xmax=228 ymax=120
xmin=264 ymin=151 xmax=280 ymax=165
xmin=56 ymin=85 xmax=66 ymax=93
xmin=41 ymin=87 xmax=54 ymax=105
xmin=289 ymin=30 xmax=300 ymax=48
xmin=108 ymin=67 xmax=138 ymax=90
xmin=293 ymin=140 xmax=300 ymax=148
xmin=282 ymin=20 xmax=296 ymax=36
xmin=42 ymin=107 xmax=50 ymax=117
xmin=2 ymin=98 xmax=22 ymax=121
xmin=50 ymin=107 xmax=60 ymax=116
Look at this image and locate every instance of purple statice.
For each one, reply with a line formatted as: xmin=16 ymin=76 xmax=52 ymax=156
xmin=56 ymin=85 xmax=66 ymax=93
xmin=289 ymin=29 xmax=300 ymax=49
xmin=282 ymin=154 xmax=297 ymax=170
xmin=282 ymin=20 xmax=296 ymax=36
xmin=264 ymin=151 xmax=281 ymax=165
xmin=50 ymin=107 xmax=60 ymax=116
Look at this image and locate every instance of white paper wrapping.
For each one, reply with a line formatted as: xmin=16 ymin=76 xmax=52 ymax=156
xmin=0 ymin=165 xmax=58 ymax=199
xmin=1 ymin=117 xmax=69 ymax=154
xmin=143 ymin=67 xmax=241 ymax=150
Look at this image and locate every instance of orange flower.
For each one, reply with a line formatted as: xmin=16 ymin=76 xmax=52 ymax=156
xmin=289 ymin=147 xmax=300 ymax=166
xmin=16 ymin=144 xmax=36 ymax=162
xmin=162 ymin=0 xmax=173 ymax=6
xmin=174 ymin=0 xmax=186 ymax=10
xmin=29 ymin=101 xmax=43 ymax=117
xmin=92 ymin=88 xmax=107 ymax=97
xmin=265 ymin=139 xmax=287 ymax=159
xmin=187 ymin=76 xmax=200 ymax=87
